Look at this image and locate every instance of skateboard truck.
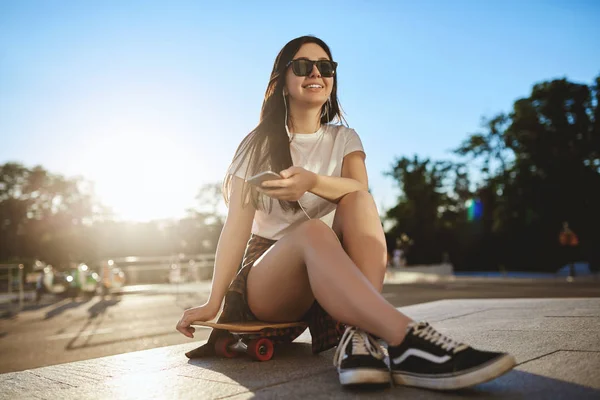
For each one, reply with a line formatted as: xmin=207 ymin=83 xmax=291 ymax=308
xmin=215 ymin=334 xmax=274 ymax=361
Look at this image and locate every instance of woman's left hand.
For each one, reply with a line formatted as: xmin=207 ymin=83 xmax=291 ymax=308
xmin=258 ymin=166 xmax=317 ymax=201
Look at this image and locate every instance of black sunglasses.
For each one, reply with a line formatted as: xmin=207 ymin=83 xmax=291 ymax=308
xmin=286 ymin=58 xmax=338 ymax=78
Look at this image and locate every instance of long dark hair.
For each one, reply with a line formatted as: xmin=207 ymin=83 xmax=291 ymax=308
xmin=223 ymin=35 xmax=345 ymax=213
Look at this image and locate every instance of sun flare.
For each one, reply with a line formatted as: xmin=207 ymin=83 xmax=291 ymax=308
xmin=77 ymin=132 xmax=198 ymax=222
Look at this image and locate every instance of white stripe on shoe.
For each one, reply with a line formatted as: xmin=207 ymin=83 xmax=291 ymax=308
xmin=392 ymin=348 xmax=452 ymax=365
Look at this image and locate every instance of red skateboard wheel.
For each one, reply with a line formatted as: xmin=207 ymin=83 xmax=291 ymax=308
xmin=247 ymin=338 xmax=274 ymax=361
xmin=214 ymin=336 xmax=237 ymax=358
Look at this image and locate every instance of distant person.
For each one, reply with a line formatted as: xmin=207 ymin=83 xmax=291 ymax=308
xmin=391 ymin=238 xmax=403 ymax=268
xmin=35 ymin=270 xmax=45 ymax=304
xmin=392 ymin=248 xmax=404 ymax=268
xmin=559 ymin=221 xmax=579 ymax=278
xmin=176 ymin=35 xmax=516 ymax=390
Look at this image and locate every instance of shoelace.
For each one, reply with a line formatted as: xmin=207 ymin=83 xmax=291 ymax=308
xmin=333 ymin=327 xmax=385 ymax=368
xmin=412 ymin=322 xmax=469 ymax=353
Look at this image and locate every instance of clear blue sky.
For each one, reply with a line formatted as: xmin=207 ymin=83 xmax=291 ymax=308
xmin=1 ymin=0 xmax=599 ymax=221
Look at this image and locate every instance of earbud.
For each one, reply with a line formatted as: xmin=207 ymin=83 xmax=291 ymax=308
xmin=283 ymin=90 xmax=292 ymax=140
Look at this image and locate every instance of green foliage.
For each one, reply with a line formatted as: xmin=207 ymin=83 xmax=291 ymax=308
xmin=385 ymin=156 xmax=471 ymax=265
xmin=0 ymin=163 xmax=101 ymax=266
xmin=385 ymin=74 xmax=600 ymax=272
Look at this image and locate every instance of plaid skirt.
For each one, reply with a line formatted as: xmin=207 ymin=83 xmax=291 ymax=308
xmin=185 ymin=234 xmax=345 ymax=358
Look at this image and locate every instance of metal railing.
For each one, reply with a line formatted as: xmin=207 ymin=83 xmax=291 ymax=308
xmin=106 ymin=254 xmax=216 ymax=285
xmin=0 ymin=264 xmax=25 ymax=311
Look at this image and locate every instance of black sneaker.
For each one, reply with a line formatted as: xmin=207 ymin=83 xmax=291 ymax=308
xmin=388 ymin=321 xmax=516 ymax=390
xmin=333 ymin=326 xmax=390 ymax=386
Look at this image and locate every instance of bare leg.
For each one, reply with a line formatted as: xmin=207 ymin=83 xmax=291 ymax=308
xmin=246 ymin=219 xmax=411 ymax=346
xmin=332 ymin=190 xmax=387 ymax=292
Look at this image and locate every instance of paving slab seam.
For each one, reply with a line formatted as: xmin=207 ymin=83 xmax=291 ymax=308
xmin=432 ymin=306 xmax=537 ymax=322
xmin=516 ymin=350 xmax=561 ymax=367
xmin=430 ymin=309 xmax=491 ymax=322
xmin=213 ymin=368 xmax=332 ymax=399
xmin=555 ymin=349 xmax=600 ymax=353
xmin=26 ymin=371 xmax=78 ymax=388
xmin=174 ymin=375 xmax=247 ymax=387
xmin=517 ymin=349 xmax=600 ymax=368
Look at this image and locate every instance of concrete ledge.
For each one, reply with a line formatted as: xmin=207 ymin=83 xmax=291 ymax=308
xmin=2 ymin=298 xmax=600 ymax=399
xmin=397 ymin=263 xmax=454 ymax=275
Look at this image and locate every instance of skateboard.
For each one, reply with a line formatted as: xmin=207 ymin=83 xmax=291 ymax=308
xmin=192 ymin=321 xmax=307 ymax=361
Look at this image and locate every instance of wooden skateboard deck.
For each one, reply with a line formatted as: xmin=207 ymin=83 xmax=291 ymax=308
xmin=192 ymin=320 xmax=306 ymax=333
xmin=191 ymin=320 xmax=307 ymax=361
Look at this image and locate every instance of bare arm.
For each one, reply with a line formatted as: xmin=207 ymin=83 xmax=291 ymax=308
xmin=176 ymin=176 xmax=255 ymax=338
xmin=309 ymin=151 xmax=368 ymax=203
xmin=259 ymin=151 xmax=369 ymax=204
xmin=207 ymin=176 xmax=256 ymax=309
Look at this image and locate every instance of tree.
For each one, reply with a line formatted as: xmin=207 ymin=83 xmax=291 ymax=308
xmin=451 ymin=75 xmax=600 ymax=271
xmin=384 ymin=156 xmax=456 ymax=265
xmin=0 ymin=162 xmax=101 ymax=267
xmin=503 ymin=76 xmax=600 ymax=270
xmin=183 ymin=182 xmax=226 ymax=253
xmin=385 ymin=74 xmax=599 ymax=272
xmin=455 ymin=114 xmax=512 ymax=181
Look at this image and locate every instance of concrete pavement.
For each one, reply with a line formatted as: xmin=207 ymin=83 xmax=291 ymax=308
xmin=2 ymin=298 xmax=599 ymax=399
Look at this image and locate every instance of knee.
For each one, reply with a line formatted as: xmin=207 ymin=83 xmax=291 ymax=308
xmin=296 ymin=219 xmax=338 ymax=245
xmin=338 ymin=190 xmax=374 ymax=207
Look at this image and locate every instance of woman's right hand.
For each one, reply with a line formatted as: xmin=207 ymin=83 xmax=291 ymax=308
xmin=175 ymin=302 xmax=220 ymax=338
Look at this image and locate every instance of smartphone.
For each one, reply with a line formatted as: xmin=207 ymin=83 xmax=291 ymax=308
xmin=246 ymin=171 xmax=282 ymax=186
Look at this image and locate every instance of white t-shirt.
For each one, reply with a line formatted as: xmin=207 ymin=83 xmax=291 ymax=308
xmin=228 ymin=124 xmax=365 ymax=240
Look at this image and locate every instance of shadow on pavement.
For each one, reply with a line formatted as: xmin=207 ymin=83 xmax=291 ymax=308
xmin=87 ymin=297 xmax=121 ymax=319
xmin=0 ymin=310 xmax=16 ymax=320
xmin=64 ymin=298 xmax=117 ymax=351
xmin=0 ymin=297 xmax=54 ymax=319
xmin=44 ymin=297 xmax=94 ymax=320
xmin=20 ymin=303 xmax=55 ymax=312
xmin=64 ymin=296 xmax=128 ymax=351
xmin=52 ymin=295 xmax=175 ymax=352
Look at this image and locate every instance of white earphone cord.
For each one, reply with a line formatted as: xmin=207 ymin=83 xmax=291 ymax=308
xmin=283 ymin=91 xmax=317 ymax=221
xmin=299 ymin=201 xmax=311 ymax=220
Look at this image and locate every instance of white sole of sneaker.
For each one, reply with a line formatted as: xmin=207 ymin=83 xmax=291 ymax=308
xmin=339 ymin=368 xmax=391 ymax=386
xmin=392 ymin=353 xmax=516 ymax=390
